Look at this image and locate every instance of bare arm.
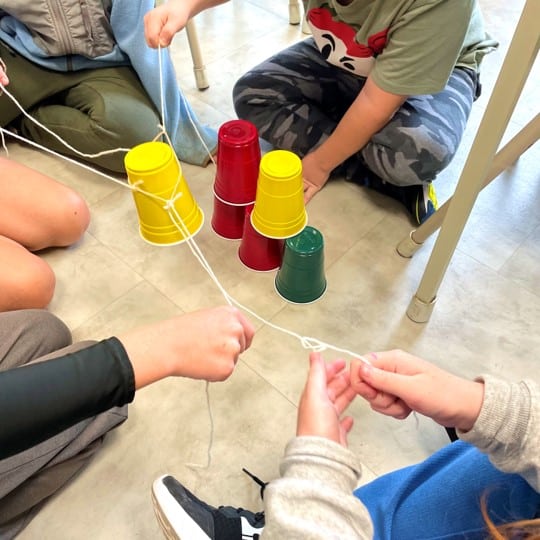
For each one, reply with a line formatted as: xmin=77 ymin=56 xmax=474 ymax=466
xmin=119 ymin=305 xmax=254 ymax=388
xmin=145 ymin=0 xmax=229 ymax=48
xmin=0 ymin=305 xmax=254 ymax=459
xmin=303 ymin=77 xmax=407 ymax=203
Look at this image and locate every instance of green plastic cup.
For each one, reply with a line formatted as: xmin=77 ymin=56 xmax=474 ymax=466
xmin=275 ymin=226 xmax=327 ymax=304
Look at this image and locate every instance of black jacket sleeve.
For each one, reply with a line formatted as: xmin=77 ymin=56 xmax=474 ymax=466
xmin=0 ymin=337 xmax=135 ymax=459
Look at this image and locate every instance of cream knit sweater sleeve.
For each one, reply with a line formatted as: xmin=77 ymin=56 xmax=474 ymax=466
xmin=262 ymin=377 xmax=539 ymax=539
xmin=458 ymin=376 xmax=539 ymax=491
xmin=262 ymin=436 xmax=373 ymax=539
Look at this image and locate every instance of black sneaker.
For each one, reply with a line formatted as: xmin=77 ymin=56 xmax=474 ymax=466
xmin=151 ymin=475 xmax=265 ymax=540
xmin=351 ymin=169 xmax=438 ymax=225
xmin=408 ymin=183 xmax=438 ymax=225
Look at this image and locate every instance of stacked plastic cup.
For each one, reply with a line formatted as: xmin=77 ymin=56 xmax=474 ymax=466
xmin=125 ymin=141 xmax=204 ymax=246
xmin=236 ymin=148 xmax=310 ymax=277
xmin=250 ymin=150 xmax=307 ymax=239
xmin=275 ymin=226 xmax=327 ymax=304
xmin=238 ymin=206 xmax=284 ymax=272
xmin=211 ymin=120 xmax=261 ymax=240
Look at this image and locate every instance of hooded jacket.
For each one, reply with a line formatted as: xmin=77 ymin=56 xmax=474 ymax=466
xmin=0 ymin=0 xmax=217 ymax=166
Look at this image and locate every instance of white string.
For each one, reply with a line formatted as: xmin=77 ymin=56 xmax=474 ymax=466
xmin=0 ymin=54 xmax=371 ymax=471
xmin=0 ymin=60 xmax=9 ymax=156
xmin=0 ymin=127 xmax=7 ymax=156
xmin=0 ymin=85 xmax=131 ymax=158
xmin=178 ymin=89 xmax=217 ymax=168
xmin=158 ymin=46 xmax=167 ymax=132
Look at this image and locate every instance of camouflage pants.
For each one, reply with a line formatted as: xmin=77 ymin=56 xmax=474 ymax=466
xmin=233 ymin=38 xmax=480 ymax=187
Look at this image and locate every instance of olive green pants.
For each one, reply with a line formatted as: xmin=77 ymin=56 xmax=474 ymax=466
xmin=0 ymin=41 xmax=161 ymax=172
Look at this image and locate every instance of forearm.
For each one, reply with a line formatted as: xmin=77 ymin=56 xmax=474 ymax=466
xmin=190 ymin=0 xmax=229 ymax=17
xmin=312 ymin=77 xmax=406 ymax=173
xmin=262 ymin=437 xmax=373 ymax=539
xmin=117 ymin=328 xmax=173 ymax=389
xmin=167 ymin=0 xmax=229 ymax=19
xmin=0 ymin=338 xmax=135 ymax=459
xmin=458 ymin=376 xmax=539 ymax=491
xmin=146 ymin=0 xmax=229 ymax=47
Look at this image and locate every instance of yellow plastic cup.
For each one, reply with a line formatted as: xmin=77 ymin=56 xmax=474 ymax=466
xmin=124 ymin=141 xmax=204 ymax=246
xmin=251 ymin=150 xmax=307 ymax=239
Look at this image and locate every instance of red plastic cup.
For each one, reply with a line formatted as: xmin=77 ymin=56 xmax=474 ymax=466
xmin=238 ymin=207 xmax=284 ymax=271
xmin=211 ymin=195 xmax=249 ymax=240
xmin=213 ymin=120 xmax=260 ymax=205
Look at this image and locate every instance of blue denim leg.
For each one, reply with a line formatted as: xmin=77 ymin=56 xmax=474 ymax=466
xmin=354 ymin=441 xmax=540 ymax=540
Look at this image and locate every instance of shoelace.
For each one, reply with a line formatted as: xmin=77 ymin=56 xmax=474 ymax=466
xmin=232 ymin=507 xmax=265 ymax=524
xmin=242 ymin=468 xmax=269 ymax=500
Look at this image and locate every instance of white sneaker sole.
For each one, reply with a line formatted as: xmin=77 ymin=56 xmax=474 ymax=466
xmin=151 ymin=476 xmax=211 ymax=540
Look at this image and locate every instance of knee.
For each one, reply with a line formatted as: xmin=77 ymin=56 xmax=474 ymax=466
xmin=368 ymin=130 xmax=456 ymax=186
xmin=14 ymin=309 xmax=73 ymax=352
xmin=0 ymin=257 xmax=56 ymax=311
xmin=232 ymin=73 xmax=261 ymax=119
xmin=56 ymin=191 xmax=91 ymax=246
xmin=26 ymin=189 xmax=91 ymax=250
xmin=25 ymin=259 xmax=56 ymax=309
xmin=84 ymin=85 xmax=161 ymax=144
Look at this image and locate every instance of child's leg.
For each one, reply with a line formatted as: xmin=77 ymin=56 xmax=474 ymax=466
xmin=17 ymin=67 xmax=161 ymax=173
xmin=234 ymin=38 xmax=477 ymax=189
xmin=0 ymin=157 xmax=90 ymax=250
xmin=0 ymin=43 xmax=160 ymax=172
xmin=0 ymin=157 xmax=90 ymax=311
xmin=0 ymin=309 xmax=72 ymax=368
xmin=0 ymin=236 xmax=55 ymax=311
xmin=354 ymin=441 xmax=540 ymax=540
xmin=0 ymin=310 xmax=127 ymax=538
xmin=359 ymin=68 xmax=479 ymax=187
xmin=233 ymin=38 xmax=364 ymax=158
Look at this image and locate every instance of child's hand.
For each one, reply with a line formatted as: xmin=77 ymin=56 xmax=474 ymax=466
xmin=118 ymin=305 xmax=255 ymax=387
xmin=302 ymin=152 xmax=331 ymax=204
xmin=144 ymin=0 xmax=188 ymax=48
xmin=297 ymin=352 xmax=357 ymax=447
xmin=350 ymin=350 xmax=484 ymax=432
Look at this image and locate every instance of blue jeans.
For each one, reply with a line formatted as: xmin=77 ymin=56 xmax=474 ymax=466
xmin=354 ymin=441 xmax=540 ymax=539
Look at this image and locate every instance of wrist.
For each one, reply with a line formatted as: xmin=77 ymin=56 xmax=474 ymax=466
xmin=310 ymin=143 xmax=340 ymax=174
xmin=455 ymin=380 xmax=485 ymax=432
xmin=118 ymin=326 xmax=174 ymax=389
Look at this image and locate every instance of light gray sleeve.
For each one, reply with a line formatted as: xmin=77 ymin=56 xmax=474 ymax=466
xmin=262 ymin=436 xmax=373 ymax=540
xmin=458 ymin=376 xmax=539 ymax=491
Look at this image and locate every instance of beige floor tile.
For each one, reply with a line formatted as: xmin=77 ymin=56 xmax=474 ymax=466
xmin=499 ymin=222 xmax=540 ymax=297
xmin=71 ymin=281 xmax=184 ymax=341
xmin=20 ymin=362 xmax=296 ymax=539
xmin=41 ymin=233 xmax=144 ymax=329
xmin=7 ymin=0 xmax=539 ymax=538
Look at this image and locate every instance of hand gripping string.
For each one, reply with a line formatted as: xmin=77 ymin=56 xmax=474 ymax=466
xmin=1 ymin=51 xmax=371 ymax=473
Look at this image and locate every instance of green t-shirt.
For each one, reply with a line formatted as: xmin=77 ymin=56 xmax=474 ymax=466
xmin=303 ymin=0 xmax=498 ymax=95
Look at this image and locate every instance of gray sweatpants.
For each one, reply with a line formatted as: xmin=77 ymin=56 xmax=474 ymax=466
xmin=233 ymin=38 xmax=480 ymax=187
xmin=0 ymin=310 xmax=127 ymax=539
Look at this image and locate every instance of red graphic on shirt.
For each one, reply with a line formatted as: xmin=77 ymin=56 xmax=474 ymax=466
xmin=307 ymin=8 xmax=388 ymax=76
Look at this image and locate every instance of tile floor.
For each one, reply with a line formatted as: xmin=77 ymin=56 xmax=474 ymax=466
xmin=7 ymin=1 xmax=539 ymax=538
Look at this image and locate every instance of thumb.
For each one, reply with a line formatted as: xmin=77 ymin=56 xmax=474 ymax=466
xmin=160 ymin=19 xmax=182 ymax=47
xmin=159 ymin=29 xmax=174 ymax=47
xmin=359 ymin=363 xmax=411 ymax=400
xmin=303 ymin=182 xmax=318 ymax=204
xmin=304 ymin=352 xmax=327 ymax=396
